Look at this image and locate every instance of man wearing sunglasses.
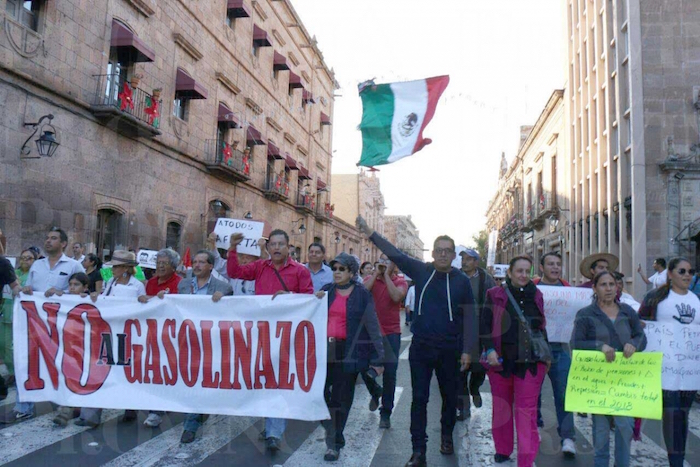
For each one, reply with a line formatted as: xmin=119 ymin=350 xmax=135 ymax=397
xmin=356 ymin=216 xmax=476 ymax=467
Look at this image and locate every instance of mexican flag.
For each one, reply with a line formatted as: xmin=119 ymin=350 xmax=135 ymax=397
xmin=357 ymin=75 xmax=449 ymax=167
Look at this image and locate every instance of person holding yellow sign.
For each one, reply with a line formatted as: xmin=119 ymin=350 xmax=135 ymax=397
xmin=571 ymin=271 xmax=647 ymax=467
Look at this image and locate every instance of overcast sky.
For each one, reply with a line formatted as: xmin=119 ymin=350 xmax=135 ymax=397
xmin=292 ymin=0 xmax=566 ymax=257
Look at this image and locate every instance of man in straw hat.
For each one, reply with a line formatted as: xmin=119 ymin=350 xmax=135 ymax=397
xmin=578 ymin=252 xmax=619 ymax=288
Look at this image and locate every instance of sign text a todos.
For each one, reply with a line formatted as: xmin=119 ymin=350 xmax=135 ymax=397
xmin=14 ymin=294 xmax=329 ymax=421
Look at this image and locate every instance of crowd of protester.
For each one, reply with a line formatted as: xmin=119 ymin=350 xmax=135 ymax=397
xmin=0 ymin=221 xmax=699 ymax=466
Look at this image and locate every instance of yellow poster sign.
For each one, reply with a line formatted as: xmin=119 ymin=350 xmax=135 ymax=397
xmin=565 ymin=350 xmax=663 ymax=420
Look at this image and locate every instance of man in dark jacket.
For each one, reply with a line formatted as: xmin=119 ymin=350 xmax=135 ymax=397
xmin=357 ymin=216 xmax=476 ymax=467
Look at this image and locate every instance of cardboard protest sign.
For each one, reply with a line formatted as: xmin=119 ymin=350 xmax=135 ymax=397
xmin=492 ymin=264 xmax=508 ymax=278
xmin=539 ymin=285 xmax=593 ymax=343
xmin=565 ymin=350 xmax=663 ymax=420
xmin=213 ymin=218 xmax=265 ymax=256
xmin=14 ymin=293 xmax=329 ymax=421
xmin=137 ymin=249 xmax=158 ymax=269
xmin=643 ymin=319 xmax=700 ymax=390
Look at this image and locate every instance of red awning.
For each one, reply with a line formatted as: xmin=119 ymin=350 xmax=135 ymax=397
xmin=218 ymin=102 xmax=240 ymax=128
xmin=320 ymin=112 xmax=332 ymax=126
xmin=267 ymin=141 xmax=284 ymax=159
xmin=284 ymin=153 xmax=299 ymax=170
xmin=298 ymin=166 xmax=311 ymax=180
xmin=253 ymin=25 xmax=272 ymax=47
xmin=175 ymin=68 xmax=208 ymax=99
xmin=302 ymin=90 xmax=315 ymax=104
xmin=246 ymin=124 xmax=265 ymax=145
xmin=110 ymin=20 xmax=155 ymax=63
xmin=317 ymin=178 xmax=327 ymax=190
xmin=273 ymin=51 xmax=289 ymax=71
xmin=288 ymin=71 xmax=305 ymax=90
xmin=227 ymin=0 xmax=251 ymax=17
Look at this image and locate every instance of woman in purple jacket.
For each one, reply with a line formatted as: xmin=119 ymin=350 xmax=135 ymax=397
xmin=480 ymin=255 xmax=549 ymax=467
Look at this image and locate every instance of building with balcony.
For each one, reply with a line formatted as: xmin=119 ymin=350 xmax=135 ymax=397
xmin=384 ymin=215 xmax=425 ymax=260
xmin=0 ymin=0 xmax=357 ymax=261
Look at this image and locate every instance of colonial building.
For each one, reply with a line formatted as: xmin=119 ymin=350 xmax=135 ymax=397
xmin=486 ymin=91 xmax=570 ymax=273
xmin=566 ymin=0 xmax=700 ymax=295
xmin=384 ymin=215 xmax=425 ymax=260
xmin=331 ymin=170 xmax=386 ymax=262
xmin=0 ymin=0 xmax=359 ymax=261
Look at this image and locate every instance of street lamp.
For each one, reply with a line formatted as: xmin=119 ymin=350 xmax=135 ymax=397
xmin=244 ymin=211 xmax=253 ymax=219
xmin=292 ymin=218 xmax=306 ymax=234
xmin=21 ymin=114 xmax=60 ymax=159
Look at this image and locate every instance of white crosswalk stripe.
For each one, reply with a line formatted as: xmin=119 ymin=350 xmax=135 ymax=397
xmin=102 ymin=415 xmax=257 ymax=467
xmin=284 ymin=385 xmax=404 ymax=467
xmin=0 ymin=409 xmax=122 ymax=464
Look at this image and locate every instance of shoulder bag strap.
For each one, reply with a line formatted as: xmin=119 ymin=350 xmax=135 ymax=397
xmin=272 ymin=267 xmax=290 ymax=292
xmin=504 ymin=286 xmax=530 ymax=328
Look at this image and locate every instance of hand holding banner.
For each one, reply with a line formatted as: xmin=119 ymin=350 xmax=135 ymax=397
xmin=565 ymin=350 xmax=662 ymax=420
xmin=213 ymin=218 xmax=265 ymax=256
xmin=539 ymin=285 xmax=593 ymax=343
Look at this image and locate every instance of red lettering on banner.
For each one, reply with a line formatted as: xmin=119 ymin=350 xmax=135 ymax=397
xmin=218 ymin=321 xmax=234 ymax=389
xmin=294 ymin=320 xmax=317 ymax=393
xmin=276 ymin=321 xmax=295 ymax=390
xmin=201 ymin=320 xmax=220 ymax=388
xmin=254 ymin=321 xmax=278 ymax=389
xmin=232 ymin=321 xmax=253 ymax=389
xmin=161 ymin=319 xmax=178 ymax=386
xmin=178 ymin=319 xmax=200 ymax=387
xmin=124 ymin=319 xmax=143 ymax=383
xmin=22 ymin=301 xmax=60 ymax=390
xmin=62 ymin=304 xmax=112 ymax=395
xmin=144 ymin=319 xmax=163 ymax=385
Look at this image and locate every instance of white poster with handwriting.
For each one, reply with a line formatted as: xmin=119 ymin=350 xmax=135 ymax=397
xmin=213 ymin=218 xmax=265 ymax=256
xmin=643 ymin=319 xmax=700 ymax=390
xmin=539 ymin=285 xmax=594 ymax=343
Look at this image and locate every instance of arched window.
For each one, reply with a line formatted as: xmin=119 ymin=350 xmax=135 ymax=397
xmin=207 ymin=199 xmax=230 ymax=242
xmin=166 ymin=222 xmax=182 ymax=251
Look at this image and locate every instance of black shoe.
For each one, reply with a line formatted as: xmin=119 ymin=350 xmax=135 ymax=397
xmin=180 ymin=430 xmax=196 ymax=444
xmin=440 ymin=436 xmax=454 ymax=455
xmin=472 ymin=393 xmax=483 ymax=408
xmin=494 ymin=453 xmax=511 ymax=463
xmin=404 ymin=452 xmax=427 ymax=467
xmin=379 ymin=413 xmax=391 ymax=429
xmin=266 ymin=437 xmax=281 ymax=452
xmin=0 ymin=410 xmax=33 ymax=424
xmin=324 ymin=448 xmax=339 ymax=461
xmin=0 ymin=375 xmax=7 ymax=400
xmin=120 ymin=410 xmax=137 ymax=423
xmin=74 ymin=419 xmax=99 ymax=428
xmin=369 ymin=389 xmax=382 ymax=412
xmin=457 ymin=408 xmax=471 ymax=421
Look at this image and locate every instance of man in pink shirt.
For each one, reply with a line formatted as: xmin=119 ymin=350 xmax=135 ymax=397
xmin=226 ymin=229 xmax=314 ymax=452
xmin=363 ymin=254 xmax=407 ymax=429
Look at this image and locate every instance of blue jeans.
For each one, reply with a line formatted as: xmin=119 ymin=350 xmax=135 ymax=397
xmin=266 ymin=417 xmax=287 ymax=439
xmin=537 ymin=343 xmax=575 ymax=441
xmin=662 ymin=390 xmax=697 ymax=467
xmin=593 ymin=415 xmax=633 ymax=467
xmin=184 ymin=413 xmax=207 ymax=433
xmin=14 ymin=401 xmax=33 ymax=415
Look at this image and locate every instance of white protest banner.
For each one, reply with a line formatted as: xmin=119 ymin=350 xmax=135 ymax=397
xmin=13 ymin=293 xmax=329 ymax=421
xmin=487 ymin=230 xmax=498 ymax=267
xmin=213 ymin=218 xmax=265 ymax=256
xmin=539 ymin=285 xmax=593 ymax=343
xmin=136 ymin=249 xmax=158 ymax=269
xmin=643 ymin=319 xmax=700 ymax=390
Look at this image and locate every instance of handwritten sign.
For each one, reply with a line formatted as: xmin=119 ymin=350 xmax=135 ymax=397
xmin=643 ymin=320 xmax=700 ymax=390
xmin=213 ymin=218 xmax=265 ymax=256
xmin=538 ymin=285 xmax=593 ymax=343
xmin=492 ymin=264 xmax=508 ymax=278
xmin=565 ymin=350 xmax=662 ymax=420
xmin=137 ymin=249 xmax=158 ymax=270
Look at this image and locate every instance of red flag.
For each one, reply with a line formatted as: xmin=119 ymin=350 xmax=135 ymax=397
xmin=182 ymin=247 xmax=192 ymax=268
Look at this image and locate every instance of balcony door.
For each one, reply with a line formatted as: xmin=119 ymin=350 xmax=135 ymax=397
xmin=95 ymin=209 xmax=123 ymax=261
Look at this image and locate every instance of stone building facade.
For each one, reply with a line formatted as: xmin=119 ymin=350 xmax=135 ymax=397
xmin=384 ymin=215 xmax=425 ymax=260
xmin=566 ymin=0 xmax=700 ymax=295
xmin=0 ymin=0 xmax=359 ymax=261
xmin=486 ymin=91 xmax=570 ymax=273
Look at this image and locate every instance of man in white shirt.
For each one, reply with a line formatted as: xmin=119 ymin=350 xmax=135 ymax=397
xmin=3 ymin=227 xmax=84 ymax=424
xmin=206 ymin=232 xmax=266 ymax=295
xmin=72 ymin=242 xmax=85 ymax=263
xmin=638 ymin=257 xmax=668 ymax=290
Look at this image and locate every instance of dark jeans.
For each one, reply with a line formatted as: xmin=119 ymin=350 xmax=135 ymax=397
xmin=323 ymin=340 xmax=358 ymax=451
xmin=408 ymin=341 xmax=460 ymax=453
xmin=456 ymin=368 xmax=486 ymax=411
xmin=362 ymin=333 xmax=401 ymax=415
xmin=537 ymin=343 xmax=575 ymax=441
xmin=662 ymin=390 xmax=697 ymax=467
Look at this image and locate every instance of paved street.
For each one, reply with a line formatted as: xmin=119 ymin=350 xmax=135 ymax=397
xmin=1 ymin=316 xmax=698 ymax=467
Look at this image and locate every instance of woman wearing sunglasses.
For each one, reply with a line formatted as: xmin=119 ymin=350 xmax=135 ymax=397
xmin=638 ymin=257 xmax=700 ymax=467
xmin=315 ymin=252 xmax=385 ymax=462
